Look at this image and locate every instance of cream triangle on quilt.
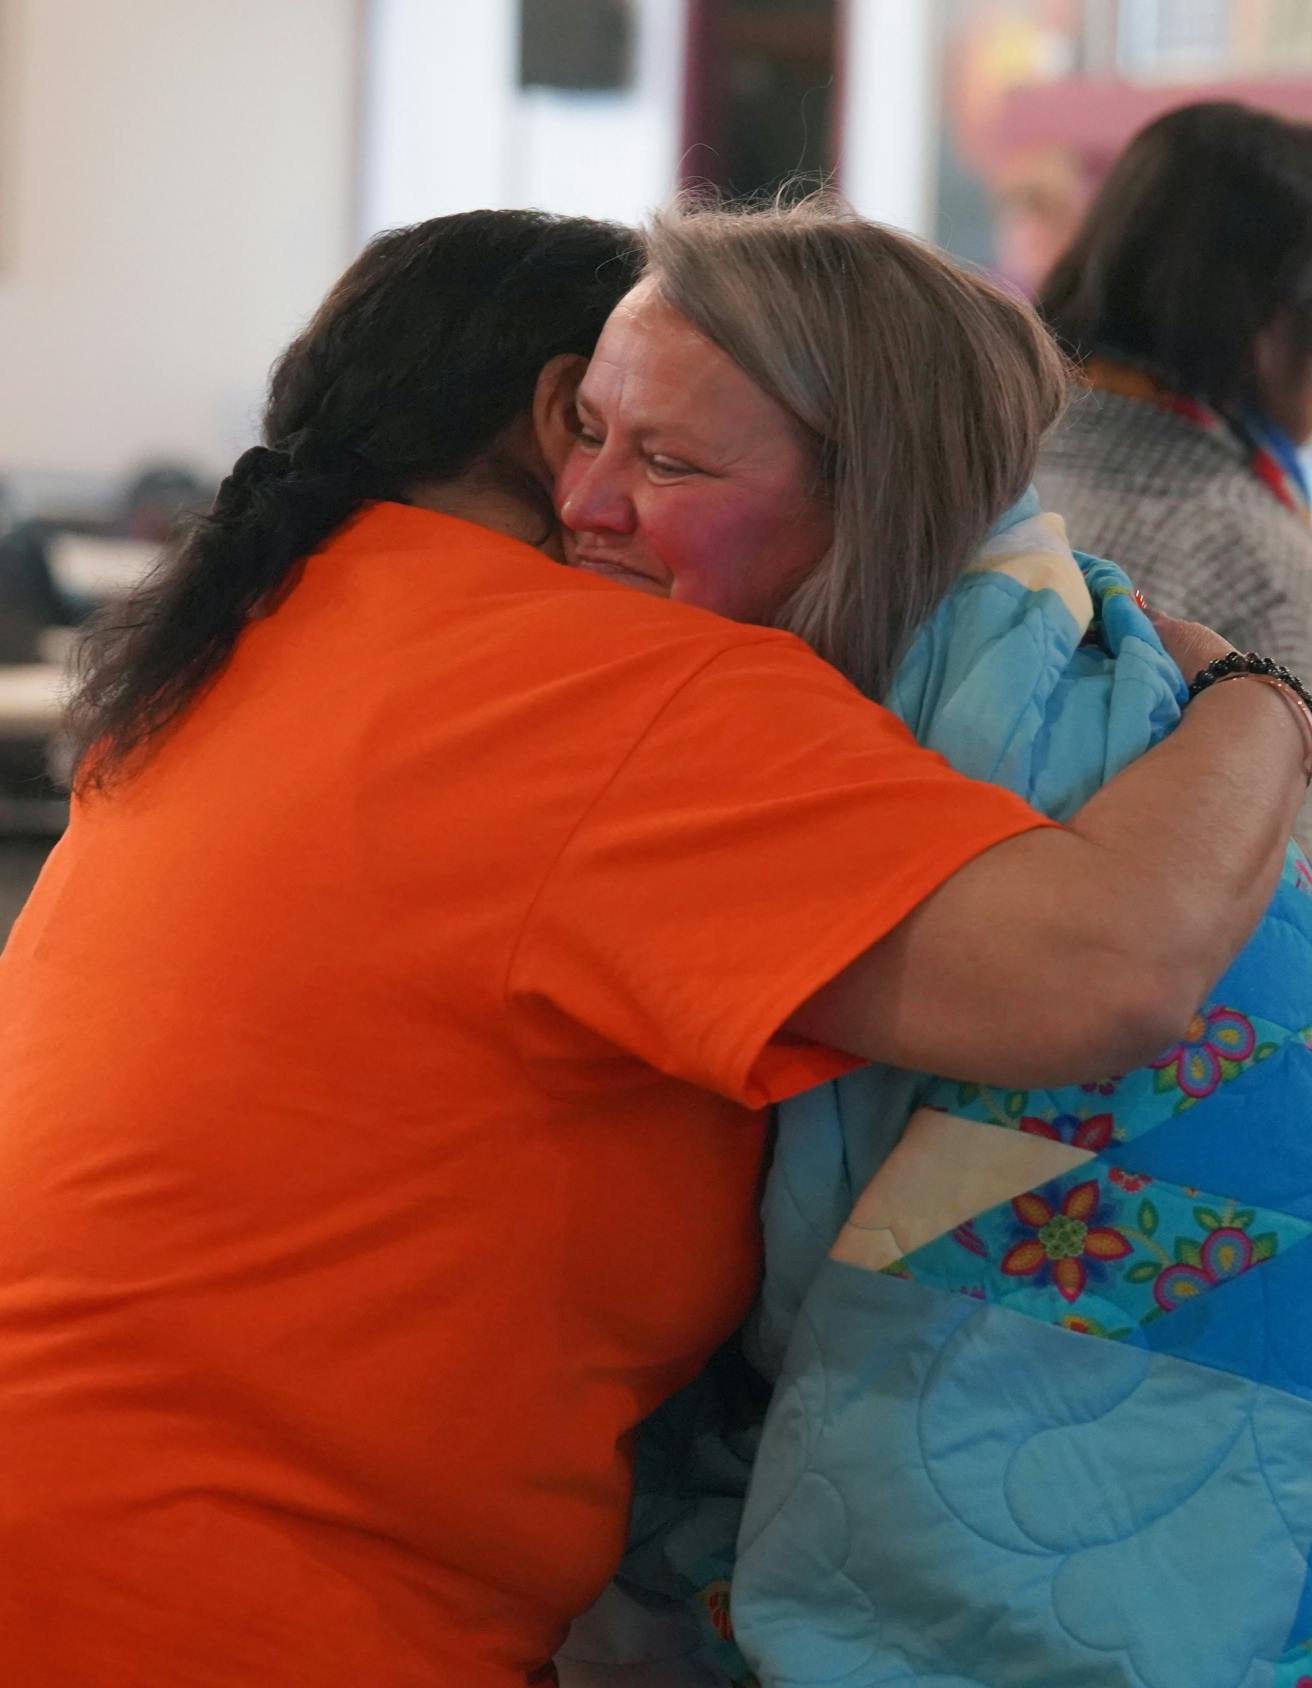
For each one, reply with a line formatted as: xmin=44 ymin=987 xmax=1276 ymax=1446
xmin=963 ymin=512 xmax=1094 ymax=633
xmin=830 ymin=1107 xmax=1092 ymax=1273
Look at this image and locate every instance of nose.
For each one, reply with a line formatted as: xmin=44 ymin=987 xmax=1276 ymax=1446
xmin=559 ymin=451 xmax=637 ymax=537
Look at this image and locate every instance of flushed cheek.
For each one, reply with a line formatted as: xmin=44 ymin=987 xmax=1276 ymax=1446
xmin=660 ymin=505 xmax=821 ymax=621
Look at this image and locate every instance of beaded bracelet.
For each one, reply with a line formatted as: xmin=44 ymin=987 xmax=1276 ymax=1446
xmin=1188 ymin=650 xmax=1312 ymax=709
xmin=1188 ymin=650 xmax=1312 ymax=780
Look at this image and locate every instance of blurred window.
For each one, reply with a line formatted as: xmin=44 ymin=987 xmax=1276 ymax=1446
xmin=1265 ymin=0 xmax=1312 ymax=67
xmin=1119 ymin=0 xmax=1230 ymax=76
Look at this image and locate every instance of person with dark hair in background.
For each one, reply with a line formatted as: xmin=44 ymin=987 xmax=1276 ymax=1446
xmin=1037 ymin=101 xmax=1312 ymax=672
xmin=0 ymin=196 xmax=1307 ymax=1688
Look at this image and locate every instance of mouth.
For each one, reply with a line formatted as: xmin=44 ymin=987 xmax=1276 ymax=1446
xmin=571 ymin=550 xmax=670 ymax=596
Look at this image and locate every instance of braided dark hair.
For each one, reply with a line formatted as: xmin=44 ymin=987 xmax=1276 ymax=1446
xmin=70 ymin=208 xmax=640 ymax=787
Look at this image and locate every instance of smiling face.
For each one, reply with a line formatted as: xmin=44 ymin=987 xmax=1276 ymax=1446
xmin=555 ymin=279 xmax=833 ymax=621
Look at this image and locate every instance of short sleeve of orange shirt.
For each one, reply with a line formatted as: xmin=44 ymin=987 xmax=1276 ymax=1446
xmin=509 ymin=632 xmax=1048 ymax=1108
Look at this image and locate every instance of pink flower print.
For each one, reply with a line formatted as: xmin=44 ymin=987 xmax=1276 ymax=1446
xmin=699 ymin=1582 xmax=735 ymax=1643
xmin=1295 ymin=854 xmax=1312 ymax=896
xmin=1201 ymin=1227 xmax=1255 ymax=1279
xmin=1020 ymin=1112 xmax=1115 ymax=1151
xmin=1000 ymin=1181 xmax=1132 ymax=1304
xmin=951 ymin=1219 xmax=988 ymax=1259
xmin=1154 ymin=1263 xmax=1212 ymax=1308
xmin=1151 ymin=1007 xmax=1256 ymax=1098
xmin=1058 ymin=1312 xmax=1120 ymax=1337
xmin=1080 ymin=1076 xmax=1122 ymax=1096
xmin=1153 ymin=1226 xmax=1268 ymax=1311
xmin=1108 ymin=1167 xmax=1153 ymax=1192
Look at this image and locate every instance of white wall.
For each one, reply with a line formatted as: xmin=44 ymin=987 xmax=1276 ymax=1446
xmin=359 ymin=0 xmax=517 ymax=230
xmin=360 ymin=0 xmax=687 ymax=237
xmin=840 ymin=0 xmax=939 ymax=238
xmin=0 ymin=0 xmax=359 ymax=489
xmin=509 ymin=2 xmax=687 ymax=223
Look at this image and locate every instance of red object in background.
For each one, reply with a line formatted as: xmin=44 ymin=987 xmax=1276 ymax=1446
xmin=987 ymin=74 xmax=1312 ymax=293
xmin=994 ymin=74 xmax=1312 ymax=177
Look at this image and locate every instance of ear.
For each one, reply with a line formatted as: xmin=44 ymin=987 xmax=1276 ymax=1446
xmin=532 ymin=353 xmax=589 ymax=480
xmin=1253 ymin=311 xmax=1290 ymax=403
xmin=1251 ymin=308 xmax=1312 ymax=443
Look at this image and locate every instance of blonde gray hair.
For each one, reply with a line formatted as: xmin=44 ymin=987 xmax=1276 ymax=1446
xmin=642 ymin=195 xmax=1068 ymax=700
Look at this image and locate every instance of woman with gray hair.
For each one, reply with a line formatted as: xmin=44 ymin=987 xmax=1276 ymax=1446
xmin=558 ymin=198 xmax=1312 ymax=1686
xmin=564 ymin=197 xmax=1066 ymax=703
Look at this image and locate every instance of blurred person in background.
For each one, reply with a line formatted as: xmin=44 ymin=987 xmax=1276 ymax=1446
xmin=116 ymin=463 xmax=211 ymax=544
xmin=1037 ymin=101 xmax=1312 ymax=672
xmin=991 ymin=143 xmax=1090 ymax=299
xmin=0 ymin=461 xmax=209 ymax=664
xmin=0 ymin=196 xmax=1306 ymax=1688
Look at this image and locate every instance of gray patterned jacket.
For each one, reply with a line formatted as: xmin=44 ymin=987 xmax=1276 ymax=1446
xmin=1036 ymin=387 xmax=1312 ymax=679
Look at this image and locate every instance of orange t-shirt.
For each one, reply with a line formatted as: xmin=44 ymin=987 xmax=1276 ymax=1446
xmin=0 ymin=504 xmax=1046 ymax=1687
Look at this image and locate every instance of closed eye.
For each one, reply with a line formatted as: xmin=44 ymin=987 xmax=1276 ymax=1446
xmin=647 ymin=454 xmax=699 ymax=478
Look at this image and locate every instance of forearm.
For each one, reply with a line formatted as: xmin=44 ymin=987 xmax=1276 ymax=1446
xmin=1065 ymin=676 xmax=1306 ymax=1001
xmin=789 ymin=821 xmax=1175 ymax=1086
xmin=789 ymin=677 xmax=1307 ymax=1089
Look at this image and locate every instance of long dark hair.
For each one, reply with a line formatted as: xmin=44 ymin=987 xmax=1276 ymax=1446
xmin=70 ymin=208 xmax=639 ymax=788
xmin=1040 ymin=101 xmax=1312 ymax=409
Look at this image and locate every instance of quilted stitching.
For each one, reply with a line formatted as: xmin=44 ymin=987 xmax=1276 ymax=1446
xmin=736 ymin=1270 xmax=1312 ymax=1687
xmin=732 ymin=535 xmax=1312 ymax=1685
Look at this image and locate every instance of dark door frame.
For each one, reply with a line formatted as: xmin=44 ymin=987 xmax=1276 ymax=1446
xmin=679 ymin=0 xmax=851 ymax=190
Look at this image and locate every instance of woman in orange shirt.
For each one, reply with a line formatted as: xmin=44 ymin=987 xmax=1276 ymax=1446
xmin=0 ymin=204 xmax=1304 ymax=1688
